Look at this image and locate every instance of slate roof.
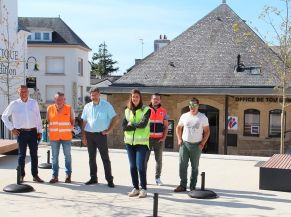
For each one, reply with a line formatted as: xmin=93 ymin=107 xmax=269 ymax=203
xmin=110 ymin=3 xmax=282 ymax=92
xmin=18 ymin=17 xmax=91 ymax=50
xmin=91 ymin=76 xmax=122 ymax=85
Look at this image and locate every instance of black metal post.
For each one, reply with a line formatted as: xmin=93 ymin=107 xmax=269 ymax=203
xmin=224 ymin=95 xmax=229 ymax=155
xmin=16 ymin=166 xmax=21 ymax=185
xmin=3 ymin=166 xmax=34 ymax=193
xmin=201 ymin=172 xmax=205 ymax=191
xmin=153 ymin=193 xmax=159 ymax=217
xmin=45 ymin=120 xmax=48 ymax=142
xmin=38 ymin=149 xmax=52 ymax=169
xmin=47 ymin=150 xmax=50 ymax=164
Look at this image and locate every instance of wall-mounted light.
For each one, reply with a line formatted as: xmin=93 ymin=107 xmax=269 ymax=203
xmin=26 ymin=56 xmax=39 ymax=71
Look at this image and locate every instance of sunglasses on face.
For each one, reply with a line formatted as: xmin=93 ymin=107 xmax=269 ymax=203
xmin=189 ymin=103 xmax=199 ymax=108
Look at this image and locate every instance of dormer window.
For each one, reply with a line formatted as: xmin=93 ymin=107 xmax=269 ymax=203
xmin=27 ymin=31 xmax=52 ymax=42
xmin=235 ymin=54 xmax=261 ymax=75
xmin=35 ymin=32 xmax=41 ymax=40
xmin=245 ymin=66 xmax=261 ymax=75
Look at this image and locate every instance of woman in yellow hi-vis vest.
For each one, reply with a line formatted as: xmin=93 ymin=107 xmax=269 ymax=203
xmin=122 ymin=89 xmax=151 ymax=198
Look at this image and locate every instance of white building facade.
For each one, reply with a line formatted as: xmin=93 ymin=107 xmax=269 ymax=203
xmin=19 ymin=17 xmax=91 ymax=114
xmin=0 ymin=0 xmax=29 ymax=113
xmin=1 ymin=0 xmax=91 ymax=116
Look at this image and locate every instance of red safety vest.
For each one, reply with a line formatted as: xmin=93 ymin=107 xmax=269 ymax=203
xmin=149 ymin=106 xmax=167 ymax=138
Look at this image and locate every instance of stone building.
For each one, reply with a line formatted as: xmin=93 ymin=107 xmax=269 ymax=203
xmin=102 ymin=2 xmax=290 ymax=156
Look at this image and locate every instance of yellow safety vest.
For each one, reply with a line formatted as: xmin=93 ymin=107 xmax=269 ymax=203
xmin=124 ymin=106 xmax=150 ymax=146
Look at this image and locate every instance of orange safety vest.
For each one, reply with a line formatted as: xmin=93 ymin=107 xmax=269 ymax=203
xmin=48 ymin=104 xmax=73 ymax=141
xmin=149 ymin=106 xmax=167 ymax=138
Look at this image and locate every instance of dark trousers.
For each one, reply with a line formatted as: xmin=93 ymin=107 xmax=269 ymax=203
xmin=125 ymin=144 xmax=148 ymax=190
xmin=17 ymin=129 xmax=38 ymax=177
xmin=145 ymin=138 xmax=164 ymax=179
xmin=86 ymin=132 xmax=113 ymax=182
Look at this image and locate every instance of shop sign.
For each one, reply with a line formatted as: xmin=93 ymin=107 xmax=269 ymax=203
xmin=234 ymin=97 xmax=291 ymax=103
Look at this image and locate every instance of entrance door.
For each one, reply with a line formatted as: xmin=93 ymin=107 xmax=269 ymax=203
xmin=181 ymin=104 xmax=219 ymax=154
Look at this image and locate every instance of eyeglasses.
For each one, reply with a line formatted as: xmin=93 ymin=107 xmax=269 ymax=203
xmin=189 ymin=103 xmax=199 ymax=108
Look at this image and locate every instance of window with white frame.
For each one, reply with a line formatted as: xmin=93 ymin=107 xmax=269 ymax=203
xmin=46 ymin=57 xmax=65 ymax=74
xmin=78 ymin=58 xmax=83 ymax=76
xmin=43 ymin=32 xmax=50 ymax=41
xmin=27 ymin=32 xmax=52 ymax=41
xmin=244 ymin=109 xmax=260 ymax=136
xmin=78 ymin=85 xmax=83 ymax=103
xmin=46 ymin=85 xmax=64 ymax=102
xmin=35 ymin=32 xmax=41 ymax=40
xmin=269 ymin=109 xmax=285 ymax=137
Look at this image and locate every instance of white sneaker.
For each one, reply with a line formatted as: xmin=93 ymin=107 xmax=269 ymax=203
xmin=155 ymin=178 xmax=163 ymax=186
xmin=128 ymin=188 xmax=140 ymax=197
xmin=138 ymin=189 xmax=147 ymax=198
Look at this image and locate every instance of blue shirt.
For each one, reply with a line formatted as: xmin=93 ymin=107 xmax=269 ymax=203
xmin=81 ymin=99 xmax=117 ymax=133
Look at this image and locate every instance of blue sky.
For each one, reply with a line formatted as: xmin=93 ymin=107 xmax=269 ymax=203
xmin=18 ymin=0 xmax=284 ymax=75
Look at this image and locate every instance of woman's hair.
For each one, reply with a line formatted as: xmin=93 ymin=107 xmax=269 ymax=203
xmin=127 ymin=89 xmax=143 ymax=110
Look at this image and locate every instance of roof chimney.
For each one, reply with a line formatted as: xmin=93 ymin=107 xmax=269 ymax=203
xmin=222 ymin=0 xmax=226 ymax=4
xmin=154 ymin=34 xmax=170 ymax=52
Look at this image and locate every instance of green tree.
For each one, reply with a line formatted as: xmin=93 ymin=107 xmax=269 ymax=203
xmin=259 ymin=0 xmax=290 ymax=154
xmin=233 ymin=0 xmax=290 ymax=153
xmin=91 ymin=42 xmax=119 ymax=77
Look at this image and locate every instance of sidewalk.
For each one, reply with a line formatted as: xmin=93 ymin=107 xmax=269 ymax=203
xmin=0 ymin=145 xmax=290 ymax=217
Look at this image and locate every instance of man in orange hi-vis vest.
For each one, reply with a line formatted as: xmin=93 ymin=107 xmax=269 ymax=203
xmin=47 ymin=92 xmax=75 ymax=184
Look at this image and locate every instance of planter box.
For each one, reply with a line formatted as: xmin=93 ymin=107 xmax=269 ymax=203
xmin=259 ymin=154 xmax=291 ymax=192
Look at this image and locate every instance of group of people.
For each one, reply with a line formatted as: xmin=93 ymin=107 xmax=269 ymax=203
xmin=1 ymin=85 xmax=210 ymax=199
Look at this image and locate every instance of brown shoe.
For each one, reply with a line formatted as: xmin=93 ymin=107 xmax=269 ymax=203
xmin=174 ymin=185 xmax=186 ymax=192
xmin=65 ymin=175 xmax=71 ymax=183
xmin=33 ymin=176 xmax=44 ymax=183
xmin=49 ymin=176 xmax=59 ymax=184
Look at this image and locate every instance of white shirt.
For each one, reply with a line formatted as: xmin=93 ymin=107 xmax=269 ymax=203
xmin=178 ymin=111 xmax=209 ymax=143
xmin=1 ymin=98 xmax=42 ymax=133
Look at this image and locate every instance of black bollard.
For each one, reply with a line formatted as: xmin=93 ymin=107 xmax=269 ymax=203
xmin=153 ymin=193 xmax=159 ymax=217
xmin=201 ymin=172 xmax=205 ymax=190
xmin=38 ymin=150 xmax=52 ymax=169
xmin=188 ymin=172 xmax=218 ymax=199
xmin=16 ymin=166 xmax=21 ymax=185
xmin=45 ymin=120 xmax=48 ymax=142
xmin=3 ymin=166 xmax=34 ymax=193
xmin=47 ymin=150 xmax=50 ymax=164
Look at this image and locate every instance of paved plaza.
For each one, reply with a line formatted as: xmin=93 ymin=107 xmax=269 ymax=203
xmin=0 ymin=145 xmax=291 ymax=217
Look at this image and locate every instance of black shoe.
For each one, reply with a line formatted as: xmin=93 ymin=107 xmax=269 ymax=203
xmin=85 ymin=179 xmax=98 ymax=185
xmin=19 ymin=176 xmax=24 ymax=183
xmin=190 ymin=186 xmax=196 ymax=191
xmin=108 ymin=181 xmax=115 ymax=188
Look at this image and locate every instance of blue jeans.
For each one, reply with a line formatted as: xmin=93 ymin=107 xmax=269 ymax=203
xmin=50 ymin=140 xmax=72 ymax=177
xmin=125 ymin=144 xmax=148 ymax=190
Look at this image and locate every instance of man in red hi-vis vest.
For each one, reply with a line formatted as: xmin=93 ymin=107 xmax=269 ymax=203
xmin=146 ymin=93 xmax=169 ymax=185
xmin=47 ymin=92 xmax=74 ymax=184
